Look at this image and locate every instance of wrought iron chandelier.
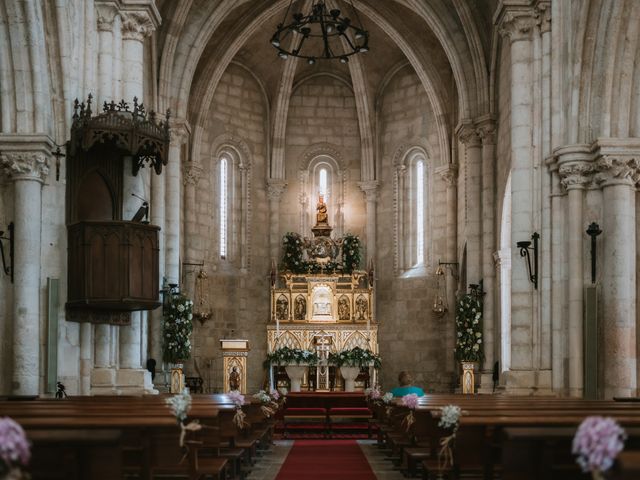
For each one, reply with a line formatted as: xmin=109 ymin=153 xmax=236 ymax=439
xmin=271 ymin=0 xmax=369 ymax=64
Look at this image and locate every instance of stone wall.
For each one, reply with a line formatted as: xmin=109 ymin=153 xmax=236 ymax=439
xmin=190 ymin=63 xmax=269 ymax=393
xmin=375 ymin=65 xmax=451 ymax=392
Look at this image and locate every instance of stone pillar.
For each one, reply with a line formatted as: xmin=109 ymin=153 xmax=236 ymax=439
xmin=457 ymin=123 xmax=483 ymax=285
xmin=120 ymin=12 xmax=153 ymax=102
xmin=497 ymin=8 xmax=538 ymax=391
xmin=0 ymin=138 xmax=52 ymax=396
xmin=557 ymin=147 xmax=592 ymax=397
xmin=95 ymin=4 xmax=118 ymax=106
xmin=149 ymin=160 xmax=166 ymax=372
xmin=436 ymin=164 xmax=458 ymax=375
xmin=477 ymin=117 xmax=497 ymax=390
xmin=595 ymin=154 xmax=639 ymax=398
xmin=165 ymin=124 xmax=189 ymax=285
xmin=358 ymin=181 xmax=379 ymax=264
xmin=79 ymin=323 xmax=92 ymax=395
xmin=183 ymin=162 xmax=203 ymax=265
xmin=267 ymin=179 xmax=287 ymax=261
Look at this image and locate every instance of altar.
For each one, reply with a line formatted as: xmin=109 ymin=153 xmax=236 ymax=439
xmin=267 ymin=196 xmax=379 ymax=392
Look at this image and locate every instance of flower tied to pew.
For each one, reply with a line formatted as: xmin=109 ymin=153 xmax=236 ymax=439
xmin=572 ymin=416 xmax=626 ymax=480
xmin=253 ymin=390 xmax=279 ymax=418
xmin=437 ymin=404 xmax=461 ymax=473
xmin=228 ymin=390 xmax=248 ymax=429
xmin=401 ymin=393 xmax=419 ymax=431
xmin=165 ymin=389 xmax=202 ymax=449
xmin=381 ymin=392 xmax=394 ymax=417
xmin=0 ymin=417 xmax=30 ymax=480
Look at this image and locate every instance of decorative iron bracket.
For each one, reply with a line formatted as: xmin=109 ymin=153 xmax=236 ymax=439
xmin=586 ymin=222 xmax=602 ymax=284
xmin=0 ymin=222 xmax=14 ymax=283
xmin=517 ymin=232 xmax=539 ymax=289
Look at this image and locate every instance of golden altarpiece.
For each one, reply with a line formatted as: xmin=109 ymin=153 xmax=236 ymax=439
xmin=267 ymin=197 xmax=378 ymax=391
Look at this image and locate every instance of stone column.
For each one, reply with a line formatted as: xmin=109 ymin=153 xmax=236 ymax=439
xmin=457 ymin=123 xmax=483 ymax=285
xmin=0 ymin=139 xmax=52 ymax=396
xmin=149 ymin=160 xmax=166 ymax=371
xmin=477 ymin=117 xmax=497 ymax=390
xmin=267 ymin=179 xmax=287 ymax=261
xmin=498 ymin=8 xmax=537 ymax=390
xmin=358 ymin=181 xmax=379 ymax=264
xmin=165 ymin=124 xmax=189 ymax=285
xmin=436 ymin=164 xmax=458 ymax=374
xmin=95 ymin=3 xmax=118 ymax=105
xmin=120 ymin=12 xmax=153 ymax=102
xmin=595 ymin=154 xmax=639 ymax=398
xmin=183 ymin=162 xmax=203 ymax=264
xmin=557 ymin=147 xmax=592 ymax=397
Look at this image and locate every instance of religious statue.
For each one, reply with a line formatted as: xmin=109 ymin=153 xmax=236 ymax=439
xmin=355 ymin=295 xmax=368 ymax=320
xmin=294 ymin=295 xmax=306 ymax=320
xmin=338 ymin=296 xmax=350 ymax=320
xmin=276 ymin=295 xmax=289 ymax=320
xmin=316 ymin=195 xmax=328 ymax=224
xmin=229 ymin=366 xmax=241 ymax=391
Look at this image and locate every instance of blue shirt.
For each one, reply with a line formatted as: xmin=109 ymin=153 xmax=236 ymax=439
xmin=390 ymin=386 xmax=425 ymax=397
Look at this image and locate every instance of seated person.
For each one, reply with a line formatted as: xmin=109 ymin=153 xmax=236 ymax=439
xmin=390 ymin=371 xmax=425 ymax=397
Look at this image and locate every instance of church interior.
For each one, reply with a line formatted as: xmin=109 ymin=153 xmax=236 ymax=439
xmin=2 ymin=0 xmax=640 ymax=478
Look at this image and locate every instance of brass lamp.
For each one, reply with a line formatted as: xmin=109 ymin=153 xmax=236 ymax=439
xmin=432 ymin=265 xmax=447 ymax=317
xmin=193 ymin=269 xmax=212 ymax=325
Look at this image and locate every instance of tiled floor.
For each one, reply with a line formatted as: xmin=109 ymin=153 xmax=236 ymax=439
xmin=245 ymin=440 xmax=406 ymax=480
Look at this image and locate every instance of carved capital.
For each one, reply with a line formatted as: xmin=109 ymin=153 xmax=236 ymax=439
xmin=498 ymin=11 xmax=536 ymax=42
xmin=182 ymin=162 xmax=203 ymax=186
xmin=534 ymin=1 xmax=552 ymax=33
xmin=0 ymin=152 xmax=50 ymax=183
xmin=121 ymin=11 xmax=155 ymax=41
xmin=594 ymin=156 xmax=640 ymax=187
xmin=170 ymin=124 xmax=189 ymax=146
xmin=435 ymin=164 xmax=458 ymax=187
xmin=475 ymin=117 xmax=496 ymax=145
xmin=457 ymin=123 xmax=481 ymax=147
xmin=96 ymin=4 xmax=118 ymax=32
xmin=558 ymin=163 xmax=593 ymax=191
xmin=358 ymin=180 xmax=379 ymax=203
xmin=267 ymin=179 xmax=287 ymax=200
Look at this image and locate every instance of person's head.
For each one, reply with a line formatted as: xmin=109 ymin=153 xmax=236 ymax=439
xmin=398 ymin=371 xmax=413 ymax=386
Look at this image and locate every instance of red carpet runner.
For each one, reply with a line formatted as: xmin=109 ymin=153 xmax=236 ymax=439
xmin=275 ymin=440 xmax=376 ymax=480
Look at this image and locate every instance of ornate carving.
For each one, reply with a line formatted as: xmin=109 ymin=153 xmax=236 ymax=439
xmin=267 ymin=179 xmax=287 ymax=200
xmin=594 ymin=156 xmax=640 ymax=187
xmin=436 ymin=164 xmax=458 ymax=187
xmin=170 ymin=125 xmax=189 ymax=146
xmin=457 ymin=123 xmax=482 ymax=147
xmin=121 ymin=11 xmax=155 ymax=41
xmin=534 ymin=1 xmax=552 ymax=34
xmin=476 ymin=122 xmax=497 ymax=145
xmin=0 ymin=152 xmax=50 ymax=182
xmin=358 ymin=180 xmax=379 ymax=203
xmin=498 ymin=12 xmax=537 ymax=42
xmin=301 ymin=143 xmax=345 ymax=171
xmin=558 ymin=163 xmax=593 ymax=190
xmin=182 ymin=162 xmax=203 ymax=186
xmin=96 ymin=4 xmax=118 ymax=32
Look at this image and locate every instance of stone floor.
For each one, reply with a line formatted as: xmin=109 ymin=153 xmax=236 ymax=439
xmin=245 ymin=440 xmax=407 ymax=480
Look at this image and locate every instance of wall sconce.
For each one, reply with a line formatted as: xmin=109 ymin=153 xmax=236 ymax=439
xmin=586 ymin=222 xmax=602 ymax=284
xmin=193 ymin=269 xmax=212 ymax=325
xmin=516 ymin=232 xmax=539 ymax=289
xmin=438 ymin=259 xmax=459 ymax=280
xmin=160 ymin=281 xmax=179 ymax=309
xmin=432 ymin=265 xmax=447 ymax=317
xmin=0 ymin=222 xmax=14 ymax=283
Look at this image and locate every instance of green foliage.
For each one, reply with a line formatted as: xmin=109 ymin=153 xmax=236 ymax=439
xmin=342 ymin=234 xmax=362 ymax=274
xmin=162 ymin=294 xmax=194 ymax=364
xmin=454 ymin=294 xmax=484 ymax=362
xmin=328 ymin=347 xmax=381 ymax=369
xmin=280 ymin=232 xmax=305 ymax=273
xmin=265 ymin=347 xmax=319 ymax=367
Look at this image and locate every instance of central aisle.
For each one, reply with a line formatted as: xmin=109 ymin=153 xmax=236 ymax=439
xmin=274 ymin=440 xmax=377 ymax=480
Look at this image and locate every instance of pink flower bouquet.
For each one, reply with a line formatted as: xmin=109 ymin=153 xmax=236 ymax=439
xmin=0 ymin=417 xmax=30 ymax=478
xmin=573 ymin=416 xmax=626 ymax=478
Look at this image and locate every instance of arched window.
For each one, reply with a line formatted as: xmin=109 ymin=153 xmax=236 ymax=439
xmin=219 ymin=155 xmax=228 ymax=259
xmin=319 ymin=167 xmax=328 ymax=201
xmin=299 ymin=154 xmax=344 ymax=235
xmin=394 ymin=147 xmax=430 ymax=274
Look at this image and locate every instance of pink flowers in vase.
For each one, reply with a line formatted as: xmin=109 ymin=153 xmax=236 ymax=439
xmin=0 ymin=417 xmax=30 ymax=478
xmin=573 ymin=416 xmax=626 ymax=476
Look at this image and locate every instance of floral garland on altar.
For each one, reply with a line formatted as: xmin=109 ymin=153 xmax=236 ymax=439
xmin=454 ymin=293 xmax=484 ymax=362
xmin=341 ymin=234 xmax=361 ymax=274
xmin=162 ymin=294 xmax=194 ymax=364
xmin=265 ymin=347 xmax=318 ymax=367
xmin=279 ymin=232 xmax=362 ymax=274
xmin=328 ymin=347 xmax=381 ymax=369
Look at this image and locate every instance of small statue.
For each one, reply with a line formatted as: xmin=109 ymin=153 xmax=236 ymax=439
xmin=338 ymin=296 xmax=350 ymax=320
xmin=356 ymin=296 xmax=368 ymax=320
xmin=55 ymin=381 xmax=68 ymax=399
xmin=294 ymin=296 xmax=306 ymax=320
xmin=316 ymin=195 xmax=328 ymax=224
xmin=276 ymin=295 xmax=289 ymax=320
xmin=229 ymin=366 xmax=241 ymax=392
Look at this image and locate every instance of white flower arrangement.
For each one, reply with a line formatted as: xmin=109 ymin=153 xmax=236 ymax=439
xmin=455 ymin=294 xmax=484 ymax=362
xmin=253 ymin=390 xmax=271 ymax=404
xmin=162 ymin=294 xmax=194 ymax=364
xmin=165 ymin=388 xmax=192 ymax=423
xmin=438 ymin=405 xmax=461 ymax=431
xmin=382 ymin=392 xmax=394 ymax=404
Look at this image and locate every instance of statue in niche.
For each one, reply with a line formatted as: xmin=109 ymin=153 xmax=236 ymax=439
xmin=294 ymin=296 xmax=306 ymax=320
xmin=229 ymin=366 xmax=241 ymax=392
xmin=355 ymin=296 xmax=368 ymax=320
xmin=316 ymin=195 xmax=328 ymax=224
xmin=338 ymin=296 xmax=350 ymax=320
xmin=276 ymin=295 xmax=289 ymax=320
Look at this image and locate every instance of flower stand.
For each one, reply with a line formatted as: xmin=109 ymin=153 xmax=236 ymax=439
xmin=285 ymin=365 xmax=307 ymax=392
xmin=340 ymin=366 xmax=361 ymax=392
